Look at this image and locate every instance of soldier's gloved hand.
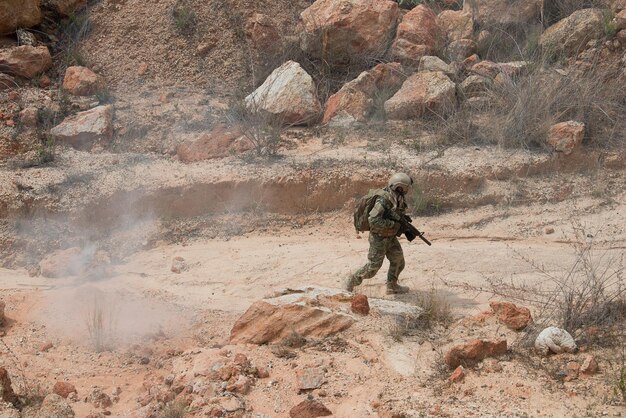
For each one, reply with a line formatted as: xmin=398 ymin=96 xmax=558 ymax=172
xmin=403 ymin=214 xmax=413 ymax=223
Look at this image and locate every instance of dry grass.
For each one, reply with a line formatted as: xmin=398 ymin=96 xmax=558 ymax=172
xmin=158 ymin=400 xmax=188 ymax=418
xmin=86 ymin=295 xmax=114 ymax=352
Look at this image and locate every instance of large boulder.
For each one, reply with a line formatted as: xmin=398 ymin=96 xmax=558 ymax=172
xmin=547 ymin=121 xmax=585 ymax=155
xmin=0 ymin=0 xmax=42 ymax=35
xmin=444 ymin=339 xmax=507 ymax=369
xmin=300 ymin=0 xmax=399 ymax=65
xmin=539 ymin=9 xmax=605 ymax=57
xmin=245 ymin=61 xmax=321 ymax=126
xmin=391 ymin=4 xmax=441 ymax=66
xmin=463 ymin=0 xmax=543 ymax=26
xmin=44 ymin=0 xmax=87 ymax=16
xmin=230 ymin=287 xmax=354 ymax=345
xmin=322 ymin=62 xmax=405 ymax=126
xmin=445 ymin=39 xmax=477 ymax=62
xmin=384 ymin=71 xmax=456 ymax=120
xmin=50 ymin=105 xmax=113 ymax=149
xmin=437 ymin=10 xmax=473 ymax=43
xmin=62 ymin=66 xmax=102 ymax=96
xmin=177 ymin=125 xmax=252 ymax=162
xmin=0 ymin=46 xmax=52 ymax=79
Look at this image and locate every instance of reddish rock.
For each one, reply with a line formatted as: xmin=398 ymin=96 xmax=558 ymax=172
xmin=137 ymin=62 xmax=148 ymax=76
xmin=39 ymin=74 xmax=51 ymax=88
xmin=437 ymin=10 xmax=472 ymax=43
xmin=616 ymin=9 xmax=626 ymax=30
xmin=245 ymin=13 xmax=281 ymax=51
xmin=229 ymin=299 xmax=353 ymax=345
xmin=19 ymin=107 xmax=38 ymax=127
xmin=0 ymin=46 xmax=52 ymax=79
xmin=462 ymin=54 xmax=480 ymax=69
xmin=547 ymin=121 xmax=585 ymax=155
xmin=471 ymin=60 xmax=500 ymax=79
xmin=323 ymin=62 xmax=405 ymax=126
xmin=0 ymin=368 xmax=17 ymax=405
xmin=233 ymin=353 xmax=249 ymax=366
xmin=245 ymin=61 xmax=321 ymax=126
xmin=351 ymin=294 xmax=370 ymax=315
xmin=540 ymin=9 xmax=604 ymax=57
xmin=39 ymin=393 xmax=75 ymax=417
xmin=444 ymin=339 xmax=507 ymax=369
xmin=177 ymin=124 xmax=251 ymax=162
xmin=295 ymin=367 xmax=326 ymax=391
xmin=391 ymin=4 xmax=440 ymax=66
xmin=448 ymin=365 xmax=465 ymax=382
xmin=226 ymin=375 xmax=251 ymax=394
xmin=51 ymin=105 xmax=113 ymax=149
xmin=47 ymin=0 xmax=86 ymax=16
xmin=446 ymin=39 xmax=477 ymax=62
xmin=63 ymin=66 xmax=102 ymax=96
xmin=580 ymin=355 xmax=599 ymax=375
xmin=41 ymin=342 xmax=54 ymax=352
xmin=300 ymin=0 xmax=399 ymax=65
xmin=0 ymin=0 xmax=41 ymax=35
xmin=289 ymin=399 xmax=332 ymax=418
xmin=384 ymin=71 xmax=456 ymax=120
xmin=170 ymin=256 xmax=188 ymax=274
xmin=39 ymin=247 xmax=83 ymax=278
xmin=482 ymin=358 xmax=503 ymax=373
xmin=564 ymin=361 xmax=580 ymax=381
xmin=463 ymin=0 xmax=543 ymax=26
xmin=257 ymin=367 xmax=270 ymax=378
xmin=53 ymin=381 xmax=77 ymax=398
xmin=489 ymin=301 xmax=533 ymax=331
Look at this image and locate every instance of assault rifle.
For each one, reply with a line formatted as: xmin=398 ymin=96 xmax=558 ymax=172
xmin=386 ymin=212 xmax=432 ymax=246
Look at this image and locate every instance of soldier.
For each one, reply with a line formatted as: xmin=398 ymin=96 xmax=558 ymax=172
xmin=346 ymin=172 xmax=414 ymax=294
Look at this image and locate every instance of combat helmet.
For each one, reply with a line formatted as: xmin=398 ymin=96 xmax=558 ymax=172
xmin=388 ymin=172 xmax=413 ymax=194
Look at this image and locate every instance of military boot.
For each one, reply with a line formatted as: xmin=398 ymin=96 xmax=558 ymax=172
xmin=344 ymin=275 xmax=360 ymax=292
xmin=386 ymin=281 xmax=409 ymax=295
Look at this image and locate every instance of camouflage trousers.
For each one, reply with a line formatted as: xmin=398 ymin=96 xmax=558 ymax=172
xmin=350 ymin=233 xmax=405 ymax=285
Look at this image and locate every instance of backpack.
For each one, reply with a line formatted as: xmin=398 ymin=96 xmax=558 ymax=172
xmin=353 ymin=189 xmax=385 ymax=232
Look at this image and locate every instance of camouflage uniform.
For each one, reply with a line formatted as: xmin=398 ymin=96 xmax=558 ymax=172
xmin=349 ymin=187 xmax=407 ymax=288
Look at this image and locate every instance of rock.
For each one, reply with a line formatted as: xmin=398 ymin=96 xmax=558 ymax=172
xmin=0 ymin=46 xmax=52 ymax=79
xmin=0 ymin=368 xmax=17 ymax=405
xmin=218 ymin=396 xmax=243 ymax=413
xmin=540 ymin=9 xmax=604 ymax=57
xmin=289 ymin=399 xmax=332 ymax=417
xmin=232 ymin=353 xmax=248 ymax=366
xmin=580 ymin=355 xmax=599 ymax=375
xmin=322 ymin=62 xmax=405 ymax=126
xmin=368 ymin=297 xmax=424 ymax=324
xmin=295 ymin=367 xmax=326 ymax=391
xmin=53 ymin=382 xmax=77 ymax=399
xmin=489 ymin=301 xmax=533 ymax=330
xmin=62 ymin=66 xmax=102 ymax=96
xmin=39 ymin=393 xmax=75 ymax=417
xmin=230 ymin=286 xmax=354 ymax=345
xmin=535 ymin=326 xmax=577 ymax=356
xmin=226 ymin=375 xmax=251 ymax=394
xmin=45 ymin=0 xmax=87 ymax=16
xmin=245 ymin=13 xmax=281 ymax=51
xmin=88 ymin=387 xmax=112 ymax=408
xmin=616 ymin=9 xmax=626 ymax=30
xmin=448 ymin=365 xmax=465 ymax=382
xmin=170 ymin=256 xmax=188 ymax=274
xmin=257 ymin=367 xmax=270 ymax=378
xmin=547 ymin=121 xmax=585 ymax=155
xmin=0 ymin=402 xmax=20 ymax=418
xmin=463 ymin=0 xmax=543 ymax=26
xmin=564 ymin=361 xmax=580 ymax=381
xmin=458 ymin=74 xmax=492 ymax=99
xmin=0 ymin=301 xmax=5 ymax=326
xmin=39 ymin=247 xmax=84 ymax=278
xmin=16 ymin=29 xmax=37 ymax=46
xmin=481 ymin=358 xmax=503 ymax=373
xmin=437 ymin=10 xmax=472 ymax=43
xmin=497 ymin=61 xmax=530 ymax=77
xmin=300 ymin=0 xmax=399 ymax=65
xmin=351 ymin=294 xmax=370 ymax=315
xmin=50 ymin=105 xmax=113 ymax=149
xmin=418 ymin=56 xmax=451 ymax=74
xmin=545 ymin=227 xmax=555 ymax=234
xmin=19 ymin=107 xmax=38 ymax=127
xmin=177 ymin=124 xmax=251 ymax=162
xmin=245 ymin=61 xmax=321 ymax=126
xmin=384 ymin=71 xmax=456 ymax=120
xmin=444 ymin=339 xmax=507 ymax=369
xmin=0 ymin=0 xmax=42 ymax=35
xmin=391 ymin=4 xmax=440 ymax=66
xmin=470 ymin=60 xmax=500 ymax=79
xmin=40 ymin=342 xmax=54 ymax=352
xmin=445 ymin=39 xmax=476 ymax=62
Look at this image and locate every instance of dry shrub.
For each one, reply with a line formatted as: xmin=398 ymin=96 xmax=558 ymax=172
xmin=86 ymin=294 xmax=114 ymax=352
xmin=158 ymin=400 xmax=188 ymax=418
xmin=389 ymin=288 xmax=452 ymax=341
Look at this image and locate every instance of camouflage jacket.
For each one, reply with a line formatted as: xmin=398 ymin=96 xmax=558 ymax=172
xmin=368 ymin=187 xmax=407 ymax=237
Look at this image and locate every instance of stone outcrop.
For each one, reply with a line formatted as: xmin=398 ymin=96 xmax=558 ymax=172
xmin=384 ymin=71 xmax=456 ymax=120
xmin=463 ymin=0 xmax=543 ymax=26
xmin=0 ymin=46 xmax=52 ymax=79
xmin=62 ymin=66 xmax=102 ymax=96
xmin=230 ymin=287 xmax=354 ymax=345
xmin=534 ymin=326 xmax=577 ymax=356
xmin=539 ymin=9 xmax=605 ymax=57
xmin=489 ymin=301 xmax=533 ymax=330
xmin=391 ymin=4 xmax=440 ymax=66
xmin=0 ymin=0 xmax=42 ymax=35
xmin=50 ymin=105 xmax=113 ymax=149
xmin=444 ymin=339 xmax=507 ymax=369
xmin=437 ymin=10 xmax=473 ymax=43
xmin=177 ymin=124 xmax=252 ymax=162
xmin=322 ymin=62 xmax=405 ymax=126
xmin=547 ymin=121 xmax=585 ymax=155
xmin=245 ymin=61 xmax=321 ymax=126
xmin=300 ymin=0 xmax=399 ymax=65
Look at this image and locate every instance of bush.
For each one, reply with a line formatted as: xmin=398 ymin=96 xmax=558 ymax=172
xmin=171 ymin=1 xmax=197 ymax=37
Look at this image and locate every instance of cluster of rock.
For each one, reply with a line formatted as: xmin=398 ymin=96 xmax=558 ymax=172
xmin=238 ymin=0 xmax=625 ymax=154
